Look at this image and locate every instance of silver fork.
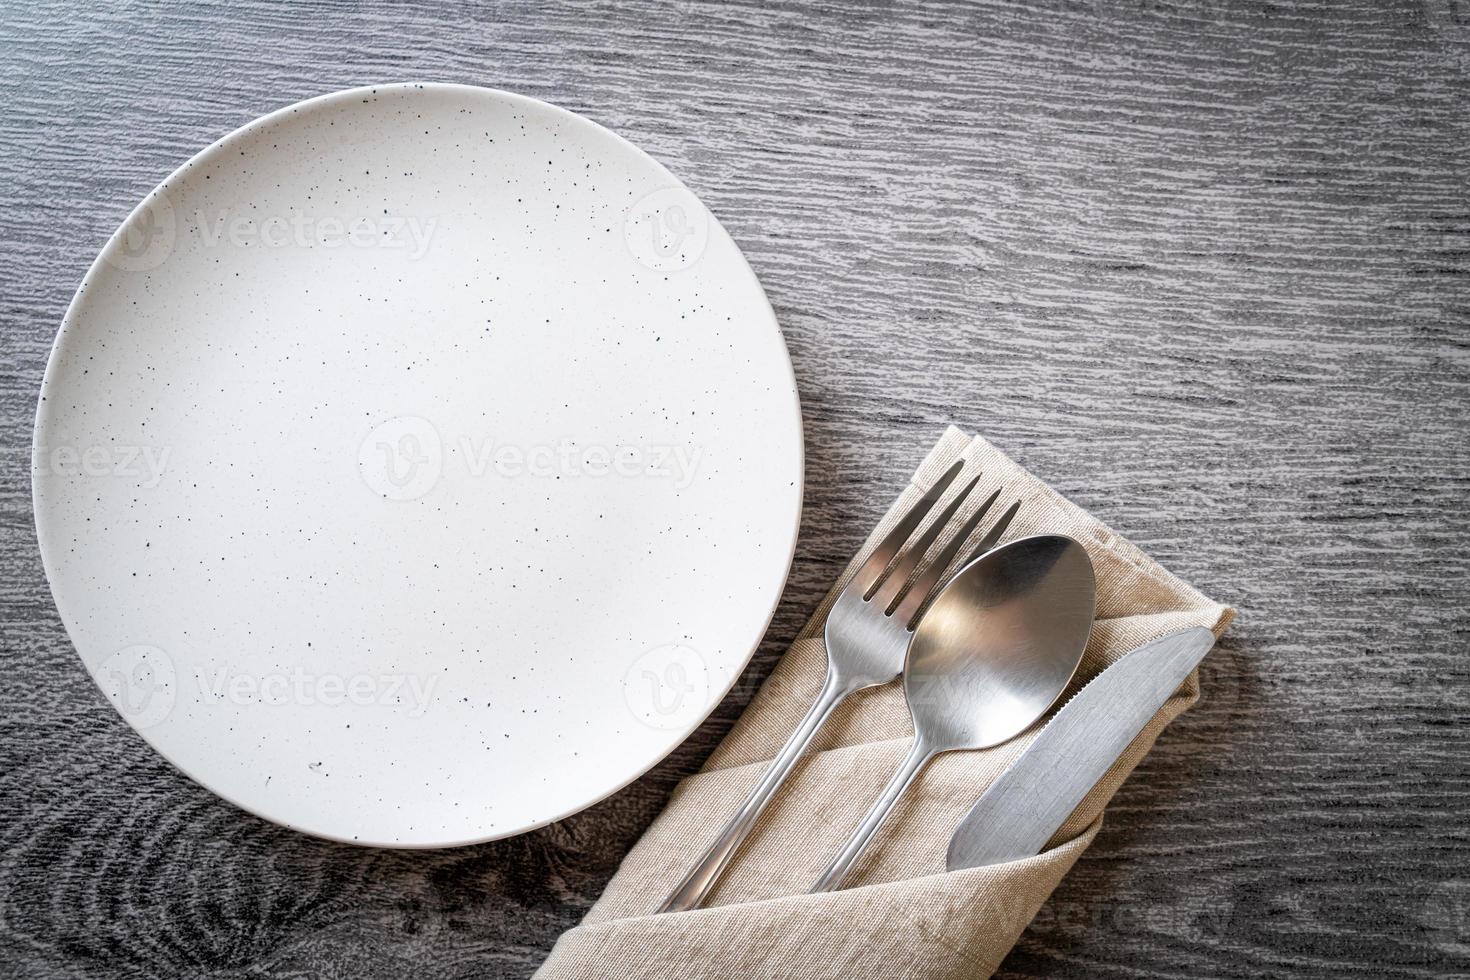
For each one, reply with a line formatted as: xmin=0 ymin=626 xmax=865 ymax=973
xmin=658 ymin=459 xmax=1021 ymax=912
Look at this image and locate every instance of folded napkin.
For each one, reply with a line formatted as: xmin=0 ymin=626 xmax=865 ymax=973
xmin=536 ymin=428 xmax=1234 ymax=980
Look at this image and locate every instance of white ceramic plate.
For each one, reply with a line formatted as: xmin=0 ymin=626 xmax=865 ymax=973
xmin=33 ymin=83 xmax=802 ymax=847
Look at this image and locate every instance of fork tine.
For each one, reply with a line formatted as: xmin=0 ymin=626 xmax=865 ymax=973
xmin=890 ymin=487 xmax=1002 ymax=624
xmin=849 ymin=459 xmax=965 ymax=598
xmin=872 ymin=474 xmax=982 ymax=610
xmin=962 ymin=499 xmax=1021 ymax=565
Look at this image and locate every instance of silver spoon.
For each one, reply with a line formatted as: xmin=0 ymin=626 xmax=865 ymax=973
xmin=809 ymin=533 xmax=1096 ymax=892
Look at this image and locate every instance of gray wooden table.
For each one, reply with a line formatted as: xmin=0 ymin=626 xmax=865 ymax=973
xmin=2 ymin=1 xmax=1467 ymax=977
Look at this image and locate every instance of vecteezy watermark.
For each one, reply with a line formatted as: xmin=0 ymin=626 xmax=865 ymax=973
xmin=358 ymin=415 xmax=444 ymax=501
xmin=106 ymin=191 xmax=178 ymax=273
xmin=1422 ymin=879 xmax=1470 ymax=954
xmin=191 ymin=209 xmax=438 ymax=259
xmin=101 ymin=186 xmax=439 ymax=273
xmin=622 ymin=644 xmax=718 ymax=731
xmin=1423 ymin=0 xmax=1470 ymax=35
xmin=198 ymin=666 xmax=438 ymax=718
xmin=93 ymin=645 xmax=177 ymax=730
xmin=32 ymin=443 xmax=172 ymax=489
xmin=356 ymin=415 xmax=703 ymax=501
xmin=624 ymin=186 xmax=710 ymax=272
xmin=458 ymin=438 xmax=702 ymax=488
xmin=90 ymin=644 xmax=439 ymax=729
xmin=954 ymin=882 xmax=1239 ymax=950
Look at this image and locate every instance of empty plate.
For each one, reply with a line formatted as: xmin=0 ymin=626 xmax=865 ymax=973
xmin=33 ymin=83 xmax=803 ymax=846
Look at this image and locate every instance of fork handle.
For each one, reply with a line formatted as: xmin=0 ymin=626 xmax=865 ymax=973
xmin=809 ymin=738 xmax=936 ymax=892
xmin=658 ymin=668 xmax=849 ymax=912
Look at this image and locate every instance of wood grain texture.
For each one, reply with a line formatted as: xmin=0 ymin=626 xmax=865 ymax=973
xmin=1 ymin=0 xmax=1467 ymax=977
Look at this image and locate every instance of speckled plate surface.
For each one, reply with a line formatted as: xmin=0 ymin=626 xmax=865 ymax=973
xmin=32 ymin=83 xmax=803 ymax=847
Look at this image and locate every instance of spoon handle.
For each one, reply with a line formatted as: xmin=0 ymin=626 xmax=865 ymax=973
xmin=810 ymin=739 xmax=936 ymax=892
xmin=659 ymin=668 xmax=850 ymax=912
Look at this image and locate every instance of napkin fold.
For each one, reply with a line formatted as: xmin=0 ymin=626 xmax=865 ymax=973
xmin=536 ymin=428 xmax=1234 ymax=980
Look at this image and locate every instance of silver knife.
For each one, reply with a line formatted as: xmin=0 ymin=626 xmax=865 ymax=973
xmin=945 ymin=626 xmax=1217 ymax=871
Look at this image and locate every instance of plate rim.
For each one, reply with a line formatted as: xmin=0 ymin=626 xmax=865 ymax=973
xmin=32 ymin=80 xmax=805 ymax=848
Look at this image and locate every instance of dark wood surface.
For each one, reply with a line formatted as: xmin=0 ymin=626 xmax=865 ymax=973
xmin=2 ymin=1 xmax=1467 ymax=977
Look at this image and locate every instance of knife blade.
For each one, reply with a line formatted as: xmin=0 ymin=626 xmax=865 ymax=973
xmin=945 ymin=626 xmax=1217 ymax=871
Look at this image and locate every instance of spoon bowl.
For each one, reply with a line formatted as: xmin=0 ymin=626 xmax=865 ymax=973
xmin=810 ymin=533 xmax=1095 ymax=892
xmin=905 ymin=533 xmax=1096 ymax=750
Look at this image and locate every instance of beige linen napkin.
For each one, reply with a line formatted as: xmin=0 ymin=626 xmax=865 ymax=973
xmin=537 ymin=427 xmax=1234 ymax=979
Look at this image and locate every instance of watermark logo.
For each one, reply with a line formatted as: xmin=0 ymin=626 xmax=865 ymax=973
xmin=1423 ymin=879 xmax=1470 ymax=953
xmin=93 ymin=644 xmax=177 ymax=730
xmin=99 ymin=188 xmax=439 ymax=275
xmin=33 ymin=443 xmax=172 ymax=489
xmin=625 ymin=187 xmax=709 ymax=271
xmin=358 ymin=415 xmax=443 ymax=501
xmin=356 ymin=418 xmax=703 ymax=500
xmin=1019 ymin=881 xmax=1240 ymax=945
xmin=193 ymin=209 xmax=438 ymax=259
xmin=622 ymin=644 xmax=714 ymax=731
xmin=199 ymin=667 xmax=437 ymax=718
xmin=459 ymin=438 xmax=702 ymax=489
xmin=105 ymin=193 xmax=177 ymax=273
xmin=1423 ymin=0 xmax=1470 ymax=35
